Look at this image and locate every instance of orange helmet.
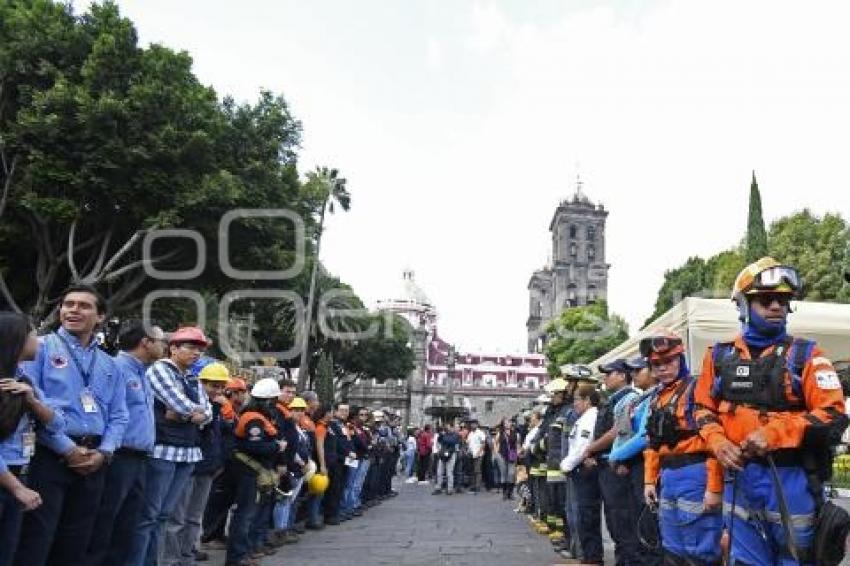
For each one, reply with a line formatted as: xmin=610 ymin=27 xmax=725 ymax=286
xmin=168 ymin=326 xmax=211 ymax=347
xmin=732 ymin=257 xmax=801 ymax=301
xmin=225 ymin=378 xmax=247 ymax=392
xmin=639 ymin=329 xmax=684 ymax=361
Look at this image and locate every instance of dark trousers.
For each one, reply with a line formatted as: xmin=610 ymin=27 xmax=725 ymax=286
xmin=86 ymin=451 xmax=148 ymax=566
xmin=416 ymin=453 xmax=429 ymax=481
xmin=324 ymin=462 xmax=346 ymax=520
xmin=0 ymin=478 xmax=25 ymax=566
xmin=629 ymin=459 xmax=662 ymax=564
xmin=380 ymin=451 xmax=394 ymax=495
xmin=573 ymin=466 xmax=604 ymax=564
xmin=535 ymin=475 xmax=549 ymax=521
xmin=362 ymin=456 xmax=377 ymax=503
xmin=202 ymin=460 xmax=237 ymax=541
xmin=225 ymin=470 xmax=260 ymax=563
xmin=14 ymin=447 xmax=107 ymax=566
xmin=546 ymin=479 xmax=567 ymax=532
xmin=600 ymin=464 xmax=642 ymax=565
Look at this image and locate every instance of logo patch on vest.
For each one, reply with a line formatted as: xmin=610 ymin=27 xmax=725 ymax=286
xmin=729 ymin=381 xmax=754 ymax=390
xmin=248 ymin=426 xmax=262 ymax=438
xmin=580 ymin=430 xmax=591 ymax=438
xmin=735 ymin=366 xmax=750 ymax=377
xmin=815 ymin=370 xmax=841 ymax=390
xmin=127 ymin=379 xmax=140 ymax=390
xmin=50 ymin=355 xmax=68 ymax=369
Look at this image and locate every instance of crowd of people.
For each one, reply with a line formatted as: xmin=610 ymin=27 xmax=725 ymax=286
xmin=408 ymin=257 xmax=850 ymax=566
xmin=2 ymin=260 xmax=850 ymax=566
xmin=0 ymin=284 xmax=408 ymax=566
xmin=402 ymin=416 xmax=520 ymax=499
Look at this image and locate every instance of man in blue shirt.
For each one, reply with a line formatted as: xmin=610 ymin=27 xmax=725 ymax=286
xmin=86 ymin=320 xmax=166 ymax=565
xmin=14 ymin=285 xmax=129 ymax=566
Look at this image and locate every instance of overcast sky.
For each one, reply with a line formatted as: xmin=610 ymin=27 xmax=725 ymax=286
xmin=105 ymin=0 xmax=850 ymax=353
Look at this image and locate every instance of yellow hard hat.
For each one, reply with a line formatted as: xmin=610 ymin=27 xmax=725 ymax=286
xmin=289 ymin=397 xmax=307 ymax=410
xmin=307 ymin=473 xmax=329 ymax=495
xmin=198 ymin=362 xmax=230 ymax=383
xmin=732 ymin=257 xmax=801 ymax=301
xmin=544 ymin=378 xmax=568 ymax=393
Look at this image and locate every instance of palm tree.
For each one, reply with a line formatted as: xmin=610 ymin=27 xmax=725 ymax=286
xmin=297 ymin=167 xmax=351 ymax=389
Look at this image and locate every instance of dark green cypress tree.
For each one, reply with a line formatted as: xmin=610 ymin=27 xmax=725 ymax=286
xmin=745 ymin=171 xmax=769 ymax=262
xmin=315 ymin=352 xmax=335 ymax=405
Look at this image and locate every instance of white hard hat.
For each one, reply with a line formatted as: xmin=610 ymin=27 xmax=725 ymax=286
xmin=372 ymin=410 xmax=385 ymax=420
xmin=251 ymin=378 xmax=281 ymax=399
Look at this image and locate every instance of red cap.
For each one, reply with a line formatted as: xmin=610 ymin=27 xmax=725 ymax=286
xmin=168 ymin=326 xmax=211 ymax=347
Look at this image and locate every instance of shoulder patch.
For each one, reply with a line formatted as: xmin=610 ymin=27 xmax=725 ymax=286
xmin=580 ymin=430 xmax=591 ymax=438
xmin=50 ymin=355 xmax=69 ymax=369
xmin=127 ymin=379 xmax=140 ymax=390
xmin=815 ymin=370 xmax=841 ymax=390
xmin=248 ymin=426 xmax=263 ymax=438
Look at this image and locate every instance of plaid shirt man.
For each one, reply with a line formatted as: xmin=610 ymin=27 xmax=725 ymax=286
xmin=147 ymin=359 xmax=212 ymax=462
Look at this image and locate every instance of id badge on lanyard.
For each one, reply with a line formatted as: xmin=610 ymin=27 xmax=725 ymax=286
xmin=22 ymin=423 xmax=36 ymax=458
xmin=56 ymin=332 xmax=99 ymax=413
xmin=80 ymin=388 xmax=98 ymax=413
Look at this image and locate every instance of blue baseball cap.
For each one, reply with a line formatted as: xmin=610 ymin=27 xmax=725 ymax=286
xmin=625 ymin=357 xmax=648 ymax=371
xmin=598 ymin=358 xmax=629 ymax=374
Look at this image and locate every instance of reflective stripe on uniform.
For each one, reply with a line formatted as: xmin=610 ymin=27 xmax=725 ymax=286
xmin=545 ymin=469 xmax=565 ymax=480
xmin=723 ymin=503 xmax=815 ymax=529
xmin=659 ymin=498 xmax=708 ymax=515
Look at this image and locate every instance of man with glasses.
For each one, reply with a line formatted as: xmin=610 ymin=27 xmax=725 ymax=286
xmin=130 ymin=326 xmax=212 ymax=566
xmin=86 ymin=320 xmax=166 ymax=565
xmin=695 ymin=258 xmax=848 ymax=565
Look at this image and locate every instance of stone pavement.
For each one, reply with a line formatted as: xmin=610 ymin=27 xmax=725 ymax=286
xmin=246 ymin=479 xmax=604 ymax=566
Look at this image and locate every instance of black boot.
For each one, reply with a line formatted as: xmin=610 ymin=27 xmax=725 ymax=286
xmin=507 ymin=483 xmax=514 ymax=500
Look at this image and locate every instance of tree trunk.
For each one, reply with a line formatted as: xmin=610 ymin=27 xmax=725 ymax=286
xmin=297 ymin=202 xmax=326 ymax=389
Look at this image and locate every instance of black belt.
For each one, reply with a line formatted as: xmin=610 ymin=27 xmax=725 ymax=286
xmin=660 ymin=452 xmax=708 ymax=470
xmin=749 ymin=449 xmax=802 ymax=468
xmin=115 ymin=447 xmax=149 ymax=458
xmin=70 ymin=435 xmax=103 ymax=449
xmin=8 ymin=464 xmax=28 ymax=477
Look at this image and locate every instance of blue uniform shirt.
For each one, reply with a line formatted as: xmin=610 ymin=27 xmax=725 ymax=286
xmin=115 ymin=351 xmax=155 ymax=453
xmin=23 ymin=327 xmax=129 ymax=455
xmin=0 ymin=378 xmax=65 ymax=473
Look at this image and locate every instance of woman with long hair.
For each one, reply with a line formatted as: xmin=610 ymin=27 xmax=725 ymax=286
xmin=496 ymin=418 xmax=519 ymax=500
xmin=0 ymin=312 xmax=64 ymax=566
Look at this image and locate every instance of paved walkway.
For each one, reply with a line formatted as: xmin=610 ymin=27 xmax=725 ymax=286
xmin=251 ymin=480 xmax=580 ymax=566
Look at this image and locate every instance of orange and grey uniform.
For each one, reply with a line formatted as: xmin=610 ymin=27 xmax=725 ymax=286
xmin=695 ymin=335 xmax=846 ymax=565
xmin=645 ymin=373 xmax=723 ymax=565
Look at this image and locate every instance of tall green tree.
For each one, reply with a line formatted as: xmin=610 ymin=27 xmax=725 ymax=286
xmin=0 ymin=1 xmax=316 ymax=332
xmin=297 ymin=167 xmax=351 ymax=388
xmin=544 ymin=301 xmax=628 ymax=376
xmin=315 ymin=352 xmax=335 ymax=405
xmin=746 ymin=171 xmax=769 ymax=262
xmin=768 ymin=210 xmax=850 ymax=302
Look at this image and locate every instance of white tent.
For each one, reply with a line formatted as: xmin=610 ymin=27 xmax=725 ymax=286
xmin=580 ymin=297 xmax=850 ymax=377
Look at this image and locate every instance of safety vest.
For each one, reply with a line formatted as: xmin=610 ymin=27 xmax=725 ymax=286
xmin=235 ymin=411 xmax=278 ymax=438
xmin=711 ymin=337 xmax=810 ymax=412
xmin=647 ymin=377 xmax=698 ymax=451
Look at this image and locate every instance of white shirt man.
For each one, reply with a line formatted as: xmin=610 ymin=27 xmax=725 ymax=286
xmin=560 ymin=406 xmax=599 ymax=473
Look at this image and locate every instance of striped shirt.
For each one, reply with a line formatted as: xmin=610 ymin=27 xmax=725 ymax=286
xmin=147 ymin=358 xmax=212 ymax=463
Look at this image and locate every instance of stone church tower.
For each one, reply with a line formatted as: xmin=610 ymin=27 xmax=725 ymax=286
xmin=527 ymin=177 xmax=609 ymax=353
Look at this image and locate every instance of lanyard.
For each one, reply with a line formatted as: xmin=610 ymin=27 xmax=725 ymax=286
xmin=55 ymin=332 xmax=98 ymax=388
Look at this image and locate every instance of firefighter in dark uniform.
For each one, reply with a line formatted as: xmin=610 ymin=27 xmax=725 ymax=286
xmin=539 ymin=377 xmax=571 ymax=546
xmin=225 ymin=378 xmax=287 ymax=566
